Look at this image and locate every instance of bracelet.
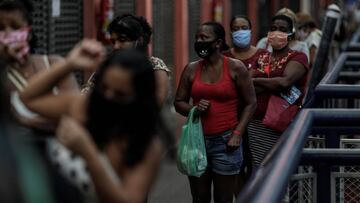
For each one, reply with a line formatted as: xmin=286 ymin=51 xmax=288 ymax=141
xmin=232 ymin=129 xmax=241 ymax=136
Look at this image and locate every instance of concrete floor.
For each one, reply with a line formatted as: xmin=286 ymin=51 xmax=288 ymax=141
xmin=148 ymin=160 xmax=192 ymax=203
xmin=148 ymin=106 xmax=193 ymax=203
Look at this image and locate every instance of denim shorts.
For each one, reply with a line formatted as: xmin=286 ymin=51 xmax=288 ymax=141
xmin=205 ymin=130 xmax=243 ymax=175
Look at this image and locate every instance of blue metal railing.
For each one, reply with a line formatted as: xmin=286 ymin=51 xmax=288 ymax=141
xmin=236 ymin=51 xmax=360 ymax=203
xmin=347 ymin=27 xmax=360 ymax=51
xmin=301 ymin=149 xmax=360 ymax=166
xmin=236 ymin=57 xmax=360 ymax=202
xmin=234 ymin=5 xmax=360 ymax=203
xmin=236 ymin=109 xmax=360 ymax=203
xmin=315 ymin=52 xmax=360 ymax=99
xmin=304 ymin=52 xmax=360 ymax=108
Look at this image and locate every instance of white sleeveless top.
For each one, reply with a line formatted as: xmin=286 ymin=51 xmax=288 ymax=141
xmin=8 ymin=56 xmax=120 ymax=203
xmin=8 ymin=56 xmax=56 ymax=119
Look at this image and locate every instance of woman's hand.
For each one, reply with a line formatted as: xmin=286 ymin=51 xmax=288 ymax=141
xmin=254 ymin=84 xmax=266 ymax=94
xmin=195 ymin=99 xmax=211 ymax=114
xmin=65 ymin=39 xmax=106 ymax=72
xmin=56 ymin=116 xmax=94 ymax=156
xmin=227 ymin=134 xmax=241 ymax=151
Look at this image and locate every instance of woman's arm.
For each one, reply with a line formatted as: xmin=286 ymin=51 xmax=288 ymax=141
xmin=20 ymin=40 xmax=105 ymax=121
xmin=252 ymin=61 xmax=307 ymax=92
xmin=309 ymin=45 xmax=317 ymax=66
xmin=57 ymin=117 xmax=162 ymax=203
xmin=111 ymin=140 xmax=162 ymax=203
xmin=49 ymin=55 xmax=80 ymax=92
xmin=154 ymin=70 xmax=169 ymax=107
xmin=228 ymin=60 xmax=257 ymax=148
xmin=249 ymin=69 xmax=266 ymax=93
xmin=174 ymin=64 xmax=195 ymax=116
xmin=151 ymin=57 xmax=170 ymax=107
xmin=20 ymin=60 xmax=78 ymax=120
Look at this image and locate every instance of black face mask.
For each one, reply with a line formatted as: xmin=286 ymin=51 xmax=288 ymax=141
xmin=194 ymin=40 xmax=217 ymax=59
xmin=86 ymin=88 xmax=139 ymax=148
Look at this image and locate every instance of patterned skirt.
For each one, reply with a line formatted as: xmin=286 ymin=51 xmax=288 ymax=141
xmin=247 ymin=119 xmax=281 ymax=167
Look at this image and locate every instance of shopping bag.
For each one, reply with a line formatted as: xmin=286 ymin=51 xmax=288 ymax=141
xmin=176 ymin=107 xmax=207 ymax=177
xmin=262 ymin=95 xmax=300 ymax=132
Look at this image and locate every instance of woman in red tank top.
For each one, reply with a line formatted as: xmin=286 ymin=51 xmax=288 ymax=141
xmin=174 ymin=22 xmax=257 ymax=203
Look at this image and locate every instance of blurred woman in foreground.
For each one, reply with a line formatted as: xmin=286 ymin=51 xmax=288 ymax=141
xmin=21 ymin=41 xmax=163 ymax=203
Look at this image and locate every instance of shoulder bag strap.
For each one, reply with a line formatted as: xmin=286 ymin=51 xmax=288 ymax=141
xmin=7 ymin=68 xmax=28 ymax=91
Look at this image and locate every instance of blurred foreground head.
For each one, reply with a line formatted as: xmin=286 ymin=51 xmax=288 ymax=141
xmin=86 ymin=49 xmax=158 ymax=166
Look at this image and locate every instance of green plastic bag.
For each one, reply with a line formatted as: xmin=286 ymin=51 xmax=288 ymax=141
xmin=177 ymin=107 xmax=207 ymax=177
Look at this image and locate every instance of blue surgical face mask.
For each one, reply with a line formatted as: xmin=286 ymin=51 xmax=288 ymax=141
xmin=232 ymin=30 xmax=251 ymax=48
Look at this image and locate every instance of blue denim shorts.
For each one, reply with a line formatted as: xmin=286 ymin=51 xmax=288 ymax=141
xmin=205 ymin=130 xmax=243 ymax=175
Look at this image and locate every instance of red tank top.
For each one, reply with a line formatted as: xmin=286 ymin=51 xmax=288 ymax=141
xmin=191 ymin=56 xmax=239 ymax=135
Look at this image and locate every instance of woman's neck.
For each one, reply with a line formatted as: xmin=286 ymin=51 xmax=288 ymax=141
xmin=272 ymin=46 xmax=290 ymax=57
xmin=233 ymin=45 xmax=251 ymax=53
xmin=204 ymin=52 xmax=222 ymax=68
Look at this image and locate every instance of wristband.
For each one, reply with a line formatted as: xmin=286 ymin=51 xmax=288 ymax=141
xmin=232 ymin=129 xmax=241 ymax=136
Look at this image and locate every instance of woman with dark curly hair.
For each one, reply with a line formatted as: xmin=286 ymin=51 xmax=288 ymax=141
xmin=83 ymin=14 xmax=170 ymax=107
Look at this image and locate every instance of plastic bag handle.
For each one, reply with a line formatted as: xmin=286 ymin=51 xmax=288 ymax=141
xmin=187 ymin=107 xmax=200 ymax=126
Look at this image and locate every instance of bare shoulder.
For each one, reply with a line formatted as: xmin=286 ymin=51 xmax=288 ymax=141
xmin=31 ymin=54 xmax=64 ymax=64
xmin=183 ymin=60 xmax=202 ymax=82
xmin=227 ymin=57 xmax=248 ymax=76
xmin=48 ymin=54 xmax=65 ymax=64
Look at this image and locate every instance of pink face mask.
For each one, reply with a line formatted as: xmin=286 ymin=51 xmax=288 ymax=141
xmin=0 ymin=27 xmax=30 ymax=58
xmin=267 ymin=31 xmax=289 ymax=50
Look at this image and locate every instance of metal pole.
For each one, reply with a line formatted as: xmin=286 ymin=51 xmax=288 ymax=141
xmin=314 ymin=162 xmax=331 ymax=203
xmin=304 ymin=4 xmax=341 ymax=105
xmin=248 ymin=0 xmax=258 ymax=45
xmin=326 ymin=131 xmax=340 ymax=149
xmin=174 ymin=0 xmax=189 ymax=87
xmin=301 ymin=0 xmax=311 ymax=13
